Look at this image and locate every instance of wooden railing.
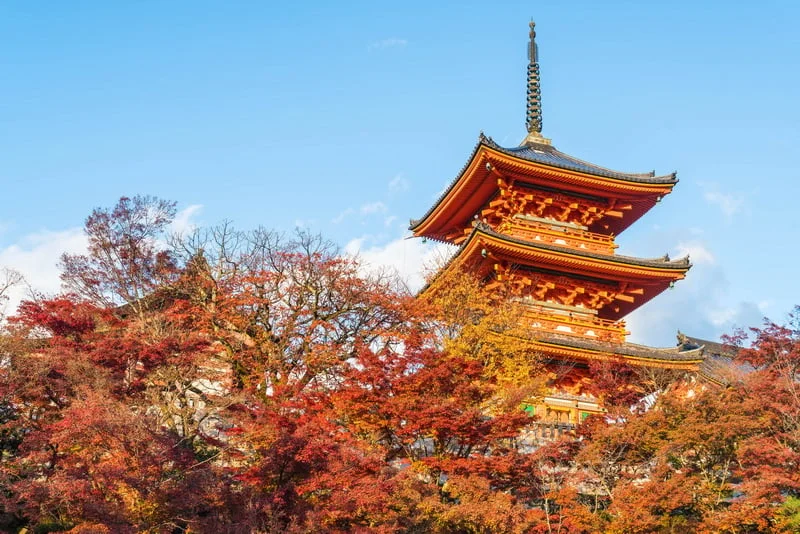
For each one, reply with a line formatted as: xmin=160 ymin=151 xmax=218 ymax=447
xmin=498 ymin=218 xmax=617 ymax=255
xmin=522 ymin=304 xmax=628 ymax=343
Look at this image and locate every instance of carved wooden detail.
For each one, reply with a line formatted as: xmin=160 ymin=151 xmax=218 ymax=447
xmin=480 ymin=177 xmax=632 ymax=230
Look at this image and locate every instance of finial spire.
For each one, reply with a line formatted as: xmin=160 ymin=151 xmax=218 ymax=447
xmin=522 ymin=21 xmax=551 ymax=146
xmin=526 ymin=21 xmax=542 ymax=135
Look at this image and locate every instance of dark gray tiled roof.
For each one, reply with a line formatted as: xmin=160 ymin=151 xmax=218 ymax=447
xmin=698 ymin=355 xmax=737 ymax=385
xmin=678 ymin=334 xmax=736 ymax=357
xmin=483 ymin=134 xmax=678 ymax=184
xmin=677 ymin=333 xmax=750 ymax=385
xmin=535 ymin=332 xmax=705 ymax=362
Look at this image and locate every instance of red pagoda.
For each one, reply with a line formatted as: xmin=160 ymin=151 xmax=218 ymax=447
xmin=411 ymin=23 xmax=724 ymax=423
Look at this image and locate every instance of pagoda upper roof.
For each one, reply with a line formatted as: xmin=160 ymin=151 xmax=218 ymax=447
xmin=410 ymin=133 xmax=678 ymax=239
xmin=489 ymin=135 xmax=677 ymax=184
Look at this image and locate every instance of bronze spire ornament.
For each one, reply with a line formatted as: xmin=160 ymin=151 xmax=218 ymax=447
xmin=522 ymin=21 xmax=551 ymax=146
xmin=526 ymin=21 xmax=542 ymax=134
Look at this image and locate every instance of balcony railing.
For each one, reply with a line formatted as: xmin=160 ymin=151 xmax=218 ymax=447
xmin=498 ymin=218 xmax=617 ymax=255
xmin=521 ymin=303 xmax=628 ymax=343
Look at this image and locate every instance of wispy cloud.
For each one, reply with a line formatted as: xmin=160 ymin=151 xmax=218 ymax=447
xmin=294 ymin=218 xmax=316 ymax=229
xmin=388 ymin=173 xmax=409 ymax=193
xmin=169 ymin=204 xmax=203 ymax=235
xmin=0 ymin=227 xmax=88 ymax=316
xmin=368 ymin=38 xmax=408 ymax=51
xmin=345 ymin=234 xmax=453 ymax=292
xmin=704 ymin=190 xmax=744 ymax=221
xmin=332 ymin=208 xmax=355 ymax=225
xmin=673 ymin=241 xmax=715 ymax=265
xmin=333 ymin=202 xmax=389 ymax=224
xmin=360 ymin=201 xmax=387 ymax=215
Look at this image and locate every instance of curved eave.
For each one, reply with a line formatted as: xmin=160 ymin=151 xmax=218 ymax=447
xmin=532 ymin=338 xmax=705 ymax=370
xmin=449 ymin=224 xmax=689 ymax=320
xmin=410 ymin=135 xmax=677 ymax=241
xmin=464 ymin=224 xmax=691 ymax=277
xmin=491 ymin=331 xmax=705 ymax=370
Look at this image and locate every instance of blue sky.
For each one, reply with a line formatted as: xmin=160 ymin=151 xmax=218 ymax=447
xmin=2 ymin=1 xmax=799 ymax=345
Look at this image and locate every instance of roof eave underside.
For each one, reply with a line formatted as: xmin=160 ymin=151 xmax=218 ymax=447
xmin=410 ymin=135 xmax=677 ymax=235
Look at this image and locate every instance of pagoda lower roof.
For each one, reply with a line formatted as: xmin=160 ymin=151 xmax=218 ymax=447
xmin=535 ymin=332 xmax=705 ymax=365
xmin=507 ymin=331 xmax=741 ymax=385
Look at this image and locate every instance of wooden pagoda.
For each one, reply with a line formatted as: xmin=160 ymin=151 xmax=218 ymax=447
xmin=411 ymin=22 xmax=718 ymax=423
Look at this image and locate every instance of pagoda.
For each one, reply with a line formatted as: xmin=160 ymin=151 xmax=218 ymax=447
xmin=411 ymin=22 xmax=713 ymax=424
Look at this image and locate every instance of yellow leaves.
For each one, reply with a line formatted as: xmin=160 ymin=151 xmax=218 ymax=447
xmin=114 ymin=481 xmax=161 ymax=526
xmin=419 ymin=264 xmax=545 ymax=405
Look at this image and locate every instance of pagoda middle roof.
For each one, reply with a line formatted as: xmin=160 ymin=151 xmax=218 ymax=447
xmin=471 ymin=222 xmax=691 ymax=271
xmin=428 ymin=222 xmax=690 ymax=321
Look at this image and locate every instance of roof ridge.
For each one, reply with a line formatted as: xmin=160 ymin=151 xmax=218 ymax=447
xmin=496 ymin=142 xmax=678 ymax=183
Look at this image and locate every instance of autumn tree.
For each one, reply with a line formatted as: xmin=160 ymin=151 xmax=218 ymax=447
xmin=60 ymin=195 xmax=178 ymax=321
xmin=170 ymin=224 xmax=411 ymax=399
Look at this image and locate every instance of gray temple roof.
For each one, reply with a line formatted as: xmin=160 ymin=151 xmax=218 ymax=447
xmin=482 ymin=134 xmax=678 ymax=184
xmin=536 ymin=332 xmax=706 ymax=362
xmin=677 ymin=333 xmax=750 ymax=385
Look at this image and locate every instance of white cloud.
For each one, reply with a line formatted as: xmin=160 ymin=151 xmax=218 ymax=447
xmin=0 ymin=228 xmax=87 ymax=317
xmin=384 ymin=215 xmax=398 ymax=227
xmin=294 ymin=218 xmax=316 ymax=229
xmin=169 ymin=204 xmax=203 ymax=235
xmin=673 ymin=241 xmax=715 ymax=265
xmin=345 ymin=234 xmax=453 ymax=292
xmin=360 ymin=201 xmax=387 ymax=215
xmin=626 ymin=255 xmax=762 ymax=346
xmin=332 ymin=208 xmax=355 ymax=224
xmin=334 ymin=202 xmax=389 ymax=224
xmin=389 ymin=173 xmax=409 ymax=193
xmin=368 ymin=38 xmax=408 ymax=51
xmin=704 ymin=190 xmax=744 ymax=220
